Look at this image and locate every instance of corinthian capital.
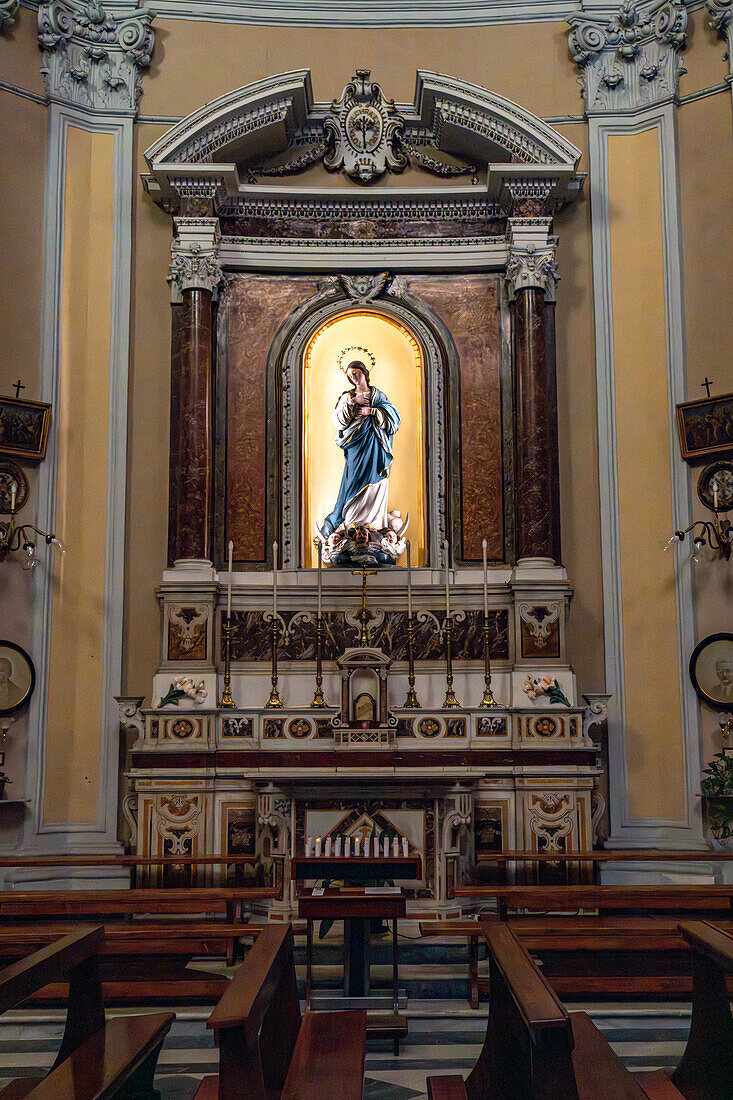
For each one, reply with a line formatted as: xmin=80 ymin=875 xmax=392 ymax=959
xmin=37 ymin=0 xmax=155 ymax=113
xmin=707 ymin=0 xmax=733 ymax=73
xmin=567 ymin=0 xmax=687 ymax=114
xmin=168 ymin=217 xmax=223 ymax=296
xmin=506 ymin=219 xmax=558 ymax=300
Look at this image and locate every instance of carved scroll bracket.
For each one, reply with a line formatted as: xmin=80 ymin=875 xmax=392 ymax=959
xmin=708 ymin=0 xmax=733 ymax=76
xmin=0 ymin=0 xmax=18 ymax=31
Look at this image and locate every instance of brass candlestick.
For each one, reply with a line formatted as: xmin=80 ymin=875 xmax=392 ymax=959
xmin=443 ymin=614 xmax=460 ymax=708
xmin=312 ymin=615 xmax=326 ymax=708
xmin=479 ymin=613 xmax=498 ymax=708
xmin=218 ymin=618 xmax=236 ymax=709
xmin=403 ymin=616 xmax=420 ymax=708
xmin=265 ymin=619 xmax=283 ymax=708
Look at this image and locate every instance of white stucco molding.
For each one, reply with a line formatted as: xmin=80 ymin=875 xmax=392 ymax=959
xmin=707 ymin=0 xmax=733 ymax=77
xmin=506 ymin=218 xmax=559 ymax=299
xmin=168 ymin=216 xmax=222 ymax=296
xmin=37 ymin=0 xmax=155 ymax=114
xmin=568 ymin=0 xmax=688 ymax=114
xmin=142 ymin=69 xmax=582 ymax=215
xmin=1 ymin=0 xmax=19 ymax=30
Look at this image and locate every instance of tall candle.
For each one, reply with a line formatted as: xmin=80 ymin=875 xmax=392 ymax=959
xmin=334 ymin=836 xmax=342 ymax=858
xmin=273 ymin=541 xmax=278 ymax=619
xmin=383 ymin=836 xmax=389 ymax=857
xmin=316 ymin=538 xmax=323 ymax=619
xmin=344 ymin=836 xmax=351 ymax=858
xmin=402 ymin=836 xmax=409 ymax=857
xmin=227 ymin=540 xmax=234 ymax=619
xmin=354 ymin=836 xmax=361 ymax=857
xmin=444 ymin=539 xmax=451 ymax=619
xmin=392 ymin=836 xmax=399 ymax=857
xmin=713 ymin=479 xmax=720 ymax=513
xmin=305 ymin=836 xmax=313 ymax=858
xmin=406 ymin=539 xmax=412 ymax=619
xmin=315 ymin=836 xmax=322 ymax=857
xmin=482 ymin=538 xmax=489 ymax=619
xmin=324 ymin=836 xmax=332 ymax=857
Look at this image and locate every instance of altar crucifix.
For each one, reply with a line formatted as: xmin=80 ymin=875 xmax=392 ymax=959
xmin=352 ymin=567 xmax=376 ymax=646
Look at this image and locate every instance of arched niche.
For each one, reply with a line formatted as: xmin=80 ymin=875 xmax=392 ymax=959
xmin=265 ymin=284 xmax=462 ymax=571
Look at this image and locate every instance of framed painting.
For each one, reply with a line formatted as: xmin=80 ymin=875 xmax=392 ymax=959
xmin=0 ymin=396 xmax=51 ymax=461
xmin=676 ymin=392 xmax=733 ymax=462
xmin=0 ymin=640 xmax=35 ymax=716
xmin=690 ymin=633 xmax=733 ymax=711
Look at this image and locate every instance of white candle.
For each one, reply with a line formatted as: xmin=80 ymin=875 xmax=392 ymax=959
xmin=444 ymin=539 xmax=451 ymax=619
xmin=482 ymin=538 xmax=489 ymax=620
xmin=305 ymin=836 xmax=312 ymax=858
xmin=713 ymin=480 xmax=720 ymax=513
xmin=317 ymin=538 xmax=323 ymax=619
xmin=227 ymin=540 xmax=234 ymax=619
xmin=344 ymin=836 xmax=351 ymax=858
xmin=383 ymin=836 xmax=389 ymax=857
xmin=325 ymin=836 xmax=332 ymax=857
xmin=10 ymin=482 xmax=17 ymax=514
xmin=406 ymin=539 xmax=412 ymax=619
xmin=392 ymin=836 xmax=399 ymax=857
xmin=402 ymin=837 xmax=409 ymax=857
xmin=334 ymin=836 xmax=342 ymax=858
xmin=315 ymin=836 xmax=322 ymax=857
xmin=354 ymin=836 xmax=361 ymax=857
xmin=273 ymin=541 xmax=278 ymax=620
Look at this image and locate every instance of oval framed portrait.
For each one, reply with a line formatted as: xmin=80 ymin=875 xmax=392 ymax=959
xmin=0 ymin=641 xmax=35 ymax=716
xmin=689 ymin=633 xmax=733 ymax=711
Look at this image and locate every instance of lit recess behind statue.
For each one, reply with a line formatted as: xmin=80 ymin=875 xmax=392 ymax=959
xmin=316 ymin=346 xmax=409 ymax=567
xmin=303 ymin=310 xmax=425 ymax=569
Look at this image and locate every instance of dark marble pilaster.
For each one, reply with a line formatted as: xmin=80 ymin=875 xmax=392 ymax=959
xmin=174 ymin=288 xmax=213 ymax=562
xmin=513 ymin=286 xmax=556 ymax=562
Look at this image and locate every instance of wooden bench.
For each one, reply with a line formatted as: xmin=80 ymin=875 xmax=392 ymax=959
xmin=194 ymin=923 xmax=366 ymax=1100
xmin=426 ymin=922 xmax=685 ymax=1100
xmin=453 ymin=884 xmax=733 ymax=916
xmin=0 ymin=887 xmax=278 ymax=921
xmin=0 ymin=925 xmax=174 ymax=1100
xmin=420 ymin=914 xmax=733 ymax=1003
xmin=640 ymin=920 xmax=733 ymax=1100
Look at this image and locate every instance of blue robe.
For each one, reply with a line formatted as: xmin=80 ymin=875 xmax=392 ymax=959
xmin=322 ymin=386 xmax=401 ymax=535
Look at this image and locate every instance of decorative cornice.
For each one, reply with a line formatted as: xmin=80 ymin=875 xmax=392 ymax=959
xmin=506 ymin=218 xmax=558 ymax=299
xmin=707 ymin=0 xmax=733 ymax=75
xmin=1 ymin=0 xmax=20 ymax=30
xmin=37 ymin=0 xmax=155 ymax=114
xmin=568 ymin=0 xmax=688 ymax=114
xmin=168 ymin=216 xmax=222 ymax=295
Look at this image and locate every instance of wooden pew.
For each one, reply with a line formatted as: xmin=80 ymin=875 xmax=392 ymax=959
xmin=0 ymin=925 xmax=174 ymax=1100
xmin=426 ymin=922 xmax=685 ymax=1100
xmin=652 ymin=920 xmax=733 ymax=1100
xmin=453 ymin=884 xmax=733 ymax=916
xmin=194 ymin=923 xmax=366 ymax=1100
xmin=0 ymin=886 xmax=278 ymax=921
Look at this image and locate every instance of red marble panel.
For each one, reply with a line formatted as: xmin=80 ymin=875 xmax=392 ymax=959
xmin=225 ymin=276 xmax=317 ymax=562
xmin=407 ymin=276 xmax=504 ymax=561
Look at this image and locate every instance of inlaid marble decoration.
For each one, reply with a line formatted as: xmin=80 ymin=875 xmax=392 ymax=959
xmin=225 ymin=607 xmax=509 ymax=663
xmin=222 ymin=716 xmax=253 ymax=738
xmin=167 ymin=606 xmax=208 ymax=661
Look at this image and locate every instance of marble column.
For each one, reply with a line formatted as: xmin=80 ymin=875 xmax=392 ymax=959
xmin=507 ymin=220 xmax=559 ymax=565
xmin=168 ymin=218 xmax=222 ymax=566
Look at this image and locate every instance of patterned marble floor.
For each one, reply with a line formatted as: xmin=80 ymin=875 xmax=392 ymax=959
xmin=0 ymin=1001 xmax=692 ymax=1100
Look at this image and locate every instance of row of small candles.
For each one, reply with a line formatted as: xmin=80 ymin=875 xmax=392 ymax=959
xmin=305 ymin=834 xmax=410 ymax=858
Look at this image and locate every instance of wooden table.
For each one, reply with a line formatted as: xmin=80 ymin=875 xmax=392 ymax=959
xmin=297 ymin=888 xmax=406 ymax=1007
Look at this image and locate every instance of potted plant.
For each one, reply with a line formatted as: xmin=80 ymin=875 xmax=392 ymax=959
xmin=701 ymin=751 xmax=733 ymax=846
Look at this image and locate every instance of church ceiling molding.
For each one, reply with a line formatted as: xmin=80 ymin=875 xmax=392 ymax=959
xmin=142 ymin=68 xmax=582 ymax=215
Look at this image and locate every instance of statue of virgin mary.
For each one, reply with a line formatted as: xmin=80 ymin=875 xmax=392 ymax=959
xmin=318 ymin=348 xmax=407 ymax=564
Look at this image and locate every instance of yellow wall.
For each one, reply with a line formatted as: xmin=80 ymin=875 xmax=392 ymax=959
xmin=0 ymin=10 xmax=48 ymax=830
xmin=608 ymin=127 xmax=686 ymax=821
xmin=42 ymin=126 xmax=114 ymax=826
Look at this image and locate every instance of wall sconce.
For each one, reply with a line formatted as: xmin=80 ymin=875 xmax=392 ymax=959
xmin=665 ymin=465 xmax=733 ymax=562
xmin=0 ymin=461 xmax=65 ymax=569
